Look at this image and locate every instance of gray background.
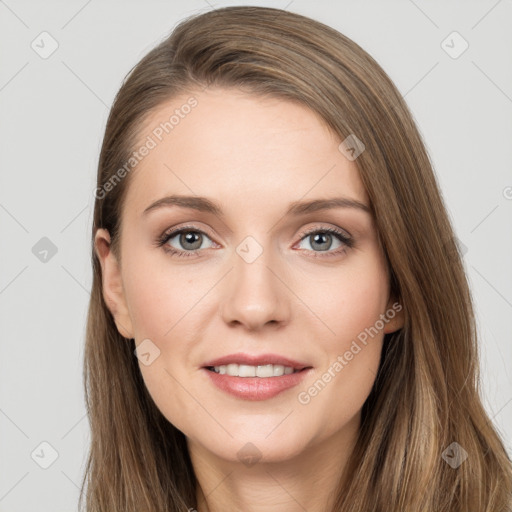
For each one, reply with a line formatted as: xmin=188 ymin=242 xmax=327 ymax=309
xmin=1 ymin=1 xmax=511 ymax=510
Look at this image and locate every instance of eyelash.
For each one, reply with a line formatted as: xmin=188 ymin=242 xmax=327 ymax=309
xmin=155 ymin=225 xmax=354 ymax=259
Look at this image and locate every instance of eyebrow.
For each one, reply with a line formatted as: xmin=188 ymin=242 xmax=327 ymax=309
xmin=142 ymin=194 xmax=372 ymax=217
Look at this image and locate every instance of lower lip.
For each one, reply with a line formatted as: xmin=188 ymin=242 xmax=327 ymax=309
xmin=202 ymin=367 xmax=311 ymax=401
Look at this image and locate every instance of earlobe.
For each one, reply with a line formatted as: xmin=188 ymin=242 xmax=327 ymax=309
xmin=383 ymin=297 xmax=405 ymax=334
xmin=94 ymin=228 xmax=134 ymax=339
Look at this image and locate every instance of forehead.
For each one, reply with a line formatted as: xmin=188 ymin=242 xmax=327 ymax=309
xmin=123 ymin=87 xmax=369 ymax=218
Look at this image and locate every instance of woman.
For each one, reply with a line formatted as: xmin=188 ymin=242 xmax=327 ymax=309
xmin=81 ymin=5 xmax=512 ymax=511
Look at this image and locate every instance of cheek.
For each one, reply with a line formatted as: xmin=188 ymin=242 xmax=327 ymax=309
xmin=121 ymin=249 xmax=197 ymax=340
xmin=307 ymin=261 xmax=389 ymax=345
xmin=294 ymin=262 xmax=388 ymax=419
xmin=122 ymin=255 xmax=200 ymax=431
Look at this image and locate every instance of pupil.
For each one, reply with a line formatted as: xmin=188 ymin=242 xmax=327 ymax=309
xmin=181 ymin=231 xmax=202 ymax=250
xmin=311 ymin=233 xmax=331 ymax=251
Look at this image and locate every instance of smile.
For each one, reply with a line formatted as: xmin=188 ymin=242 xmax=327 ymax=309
xmin=206 ymin=363 xmax=301 ymax=377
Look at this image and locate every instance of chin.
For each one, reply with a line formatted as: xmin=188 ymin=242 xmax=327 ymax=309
xmin=205 ymin=429 xmax=311 ymax=466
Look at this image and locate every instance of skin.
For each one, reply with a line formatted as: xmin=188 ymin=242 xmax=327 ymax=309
xmin=94 ymin=87 xmax=404 ymax=512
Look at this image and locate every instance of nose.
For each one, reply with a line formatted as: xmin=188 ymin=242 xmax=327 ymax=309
xmin=220 ymin=243 xmax=291 ymax=332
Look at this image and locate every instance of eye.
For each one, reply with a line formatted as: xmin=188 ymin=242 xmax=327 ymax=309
xmin=294 ymin=227 xmax=353 ymax=258
xmin=156 ymin=226 xmax=216 ymax=258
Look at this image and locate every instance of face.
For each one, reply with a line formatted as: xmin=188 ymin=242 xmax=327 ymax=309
xmin=95 ymin=87 xmax=403 ymax=465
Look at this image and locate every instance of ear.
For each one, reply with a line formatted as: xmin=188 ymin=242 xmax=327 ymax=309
xmin=383 ymin=295 xmax=405 ymax=334
xmin=94 ymin=228 xmax=134 ymax=339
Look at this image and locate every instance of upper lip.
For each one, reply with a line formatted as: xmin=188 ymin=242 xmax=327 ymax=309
xmin=202 ymin=352 xmax=312 ymax=370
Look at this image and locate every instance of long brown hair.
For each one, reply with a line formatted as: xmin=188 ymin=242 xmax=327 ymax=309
xmin=80 ymin=6 xmax=512 ymax=511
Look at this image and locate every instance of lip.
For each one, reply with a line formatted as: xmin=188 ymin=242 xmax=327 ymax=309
xmin=202 ymin=352 xmax=311 ymax=370
xmin=202 ymin=367 xmax=312 ymax=400
xmin=201 ymin=352 xmax=313 ymax=401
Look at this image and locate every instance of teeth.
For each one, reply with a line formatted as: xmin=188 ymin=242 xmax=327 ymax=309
xmin=211 ymin=363 xmax=299 ymax=377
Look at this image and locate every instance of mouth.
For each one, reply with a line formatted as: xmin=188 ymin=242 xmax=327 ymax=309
xmin=202 ymin=365 xmax=312 ymax=401
xmin=201 ymin=352 xmax=312 ymax=377
xmin=201 ymin=353 xmax=313 ymax=400
xmin=204 ymin=363 xmax=308 ymax=377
